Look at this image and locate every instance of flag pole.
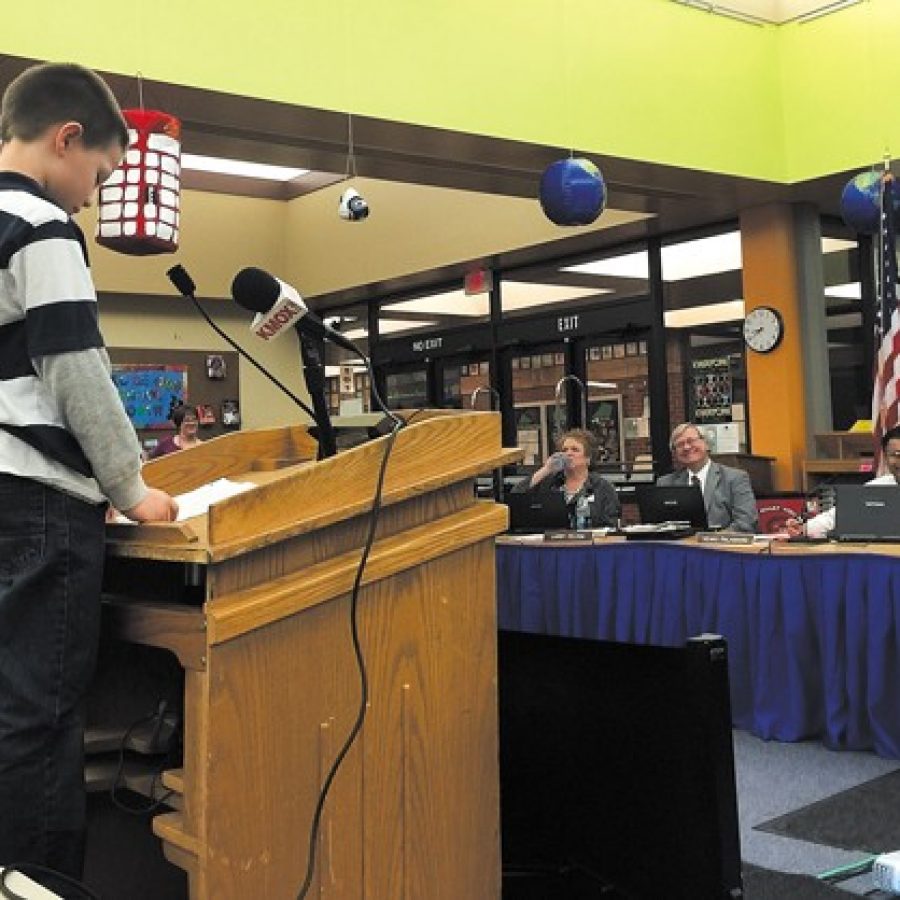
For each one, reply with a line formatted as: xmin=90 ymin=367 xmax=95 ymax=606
xmin=873 ymin=152 xmax=896 ymax=473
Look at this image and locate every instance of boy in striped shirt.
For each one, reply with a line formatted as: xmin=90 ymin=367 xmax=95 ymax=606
xmin=0 ymin=62 xmax=177 ymax=888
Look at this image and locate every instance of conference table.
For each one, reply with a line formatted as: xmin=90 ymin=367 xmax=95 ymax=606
xmin=495 ymin=535 xmax=900 ymax=759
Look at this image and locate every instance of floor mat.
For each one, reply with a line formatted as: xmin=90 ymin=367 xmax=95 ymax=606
xmin=754 ymin=768 xmax=900 ymax=854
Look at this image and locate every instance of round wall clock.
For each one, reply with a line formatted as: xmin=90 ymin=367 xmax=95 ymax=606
xmin=743 ymin=306 xmax=784 ymax=353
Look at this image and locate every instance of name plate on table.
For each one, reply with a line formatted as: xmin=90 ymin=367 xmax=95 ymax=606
xmin=696 ymin=531 xmax=755 ymax=545
xmin=544 ymin=529 xmax=594 ymax=543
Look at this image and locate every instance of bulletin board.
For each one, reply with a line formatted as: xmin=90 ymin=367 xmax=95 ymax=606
xmin=690 ymin=355 xmax=733 ymax=424
xmin=586 ymin=395 xmax=624 ymax=463
xmin=111 ymin=365 xmax=188 ymax=430
xmin=108 ymin=348 xmax=240 ymax=452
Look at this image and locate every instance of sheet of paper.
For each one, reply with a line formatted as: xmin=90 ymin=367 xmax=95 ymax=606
xmin=172 ymin=477 xmax=257 ymax=521
xmin=113 ymin=477 xmax=257 ymax=523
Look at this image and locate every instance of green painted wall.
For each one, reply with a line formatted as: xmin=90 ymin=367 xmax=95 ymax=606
xmin=3 ymin=0 xmax=897 ymax=184
xmin=779 ymin=0 xmax=900 ymax=182
xmin=1 ymin=0 xmax=783 ymax=179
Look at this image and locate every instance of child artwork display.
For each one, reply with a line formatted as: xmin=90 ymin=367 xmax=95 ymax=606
xmin=111 ymin=364 xmax=188 ymax=429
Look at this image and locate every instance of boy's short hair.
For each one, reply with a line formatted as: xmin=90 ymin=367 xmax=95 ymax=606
xmin=0 ymin=62 xmax=128 ymax=149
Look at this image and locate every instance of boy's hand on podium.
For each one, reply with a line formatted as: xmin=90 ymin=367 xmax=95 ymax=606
xmin=124 ymin=488 xmax=179 ymax=522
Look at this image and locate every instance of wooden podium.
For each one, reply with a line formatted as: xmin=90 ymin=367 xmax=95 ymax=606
xmin=94 ymin=412 xmax=518 ymax=899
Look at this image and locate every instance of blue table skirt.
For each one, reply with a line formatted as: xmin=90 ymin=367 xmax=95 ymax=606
xmin=496 ymin=542 xmax=900 ymax=759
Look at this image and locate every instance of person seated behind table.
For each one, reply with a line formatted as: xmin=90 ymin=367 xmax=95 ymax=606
xmin=786 ymin=425 xmax=900 ymax=538
xmin=511 ymin=428 xmax=620 ymax=528
xmin=656 ymin=422 xmax=758 ymax=533
xmin=149 ymin=404 xmax=201 ymax=459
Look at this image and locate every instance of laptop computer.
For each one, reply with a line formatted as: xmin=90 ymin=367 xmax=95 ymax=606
xmin=834 ymin=484 xmax=900 ymax=542
xmin=637 ymin=484 xmax=708 ymax=530
xmin=506 ymin=492 xmax=572 ymax=533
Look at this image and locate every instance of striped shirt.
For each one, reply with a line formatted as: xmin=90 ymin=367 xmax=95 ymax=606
xmin=0 ymin=171 xmax=146 ymax=510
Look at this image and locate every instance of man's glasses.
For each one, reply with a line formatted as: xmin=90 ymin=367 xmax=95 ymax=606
xmin=885 ymin=450 xmax=900 ymax=460
xmin=673 ymin=437 xmax=704 ymax=451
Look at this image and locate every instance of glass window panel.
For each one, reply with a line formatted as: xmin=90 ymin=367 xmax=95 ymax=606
xmin=505 ymin=246 xmax=648 ymax=319
xmin=661 ymin=228 xmax=747 ymax=446
xmin=821 ymin=224 xmax=866 ymax=430
xmin=445 ymin=357 xmax=493 ymax=410
xmin=584 ymin=337 xmax=652 ymax=482
xmin=510 ymin=345 xmax=566 ymax=469
xmin=379 ymin=286 xmax=490 ymax=338
xmin=385 ymin=369 xmax=428 ymax=409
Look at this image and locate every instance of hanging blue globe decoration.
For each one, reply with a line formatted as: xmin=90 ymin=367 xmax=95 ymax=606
xmin=840 ymin=171 xmax=900 ymax=234
xmin=539 ymin=157 xmax=607 ymax=226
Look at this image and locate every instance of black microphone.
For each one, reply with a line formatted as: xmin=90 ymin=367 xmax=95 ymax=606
xmin=231 ymin=267 xmax=359 ymax=355
xmin=228 ymin=266 xmax=402 ymax=434
xmin=167 ymin=264 xmax=196 ymax=298
xmin=230 ymin=267 xmax=340 ymax=459
xmin=165 ymin=264 xmax=317 ymax=422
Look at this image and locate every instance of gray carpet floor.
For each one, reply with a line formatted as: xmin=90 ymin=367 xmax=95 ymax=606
xmin=734 ymin=730 xmax=900 ymax=896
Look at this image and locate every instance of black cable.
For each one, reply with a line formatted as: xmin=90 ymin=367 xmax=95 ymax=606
xmin=109 ymin=708 xmax=180 ymax=815
xmin=0 ymin=863 xmax=100 ymax=900
xmin=295 ymin=419 xmax=402 ymax=900
xmin=365 ymin=356 xmax=403 ymax=430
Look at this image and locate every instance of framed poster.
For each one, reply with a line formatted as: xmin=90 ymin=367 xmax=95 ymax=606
xmin=206 ymin=354 xmax=226 ymax=380
xmin=586 ymin=395 xmax=624 ymax=463
xmin=513 ymin=405 xmax=543 ymax=467
xmin=222 ymin=399 xmax=241 ymax=427
xmin=691 ymin=356 xmax=733 ymax=423
xmin=111 ymin=364 xmax=188 ymax=430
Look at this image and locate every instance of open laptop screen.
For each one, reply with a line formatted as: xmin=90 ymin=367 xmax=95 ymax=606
xmin=834 ymin=484 xmax=900 ymax=542
xmin=506 ymin=492 xmax=572 ymax=533
xmin=637 ymin=484 xmax=708 ymax=530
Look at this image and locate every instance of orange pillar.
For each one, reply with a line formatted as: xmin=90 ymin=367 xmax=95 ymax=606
xmin=740 ymin=203 xmax=808 ymax=491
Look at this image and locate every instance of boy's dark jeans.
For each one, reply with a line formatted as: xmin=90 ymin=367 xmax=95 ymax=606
xmin=0 ymin=473 xmax=105 ymax=881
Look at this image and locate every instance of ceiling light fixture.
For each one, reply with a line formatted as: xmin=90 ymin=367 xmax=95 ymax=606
xmin=825 ymin=282 xmax=862 ymax=300
xmin=564 ymin=234 xmax=855 ymax=282
xmin=664 ymin=299 xmax=746 ymax=329
xmin=180 ymin=153 xmax=309 ymax=182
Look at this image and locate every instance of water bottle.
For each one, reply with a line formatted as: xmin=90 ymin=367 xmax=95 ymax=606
xmin=575 ymin=494 xmax=591 ymax=531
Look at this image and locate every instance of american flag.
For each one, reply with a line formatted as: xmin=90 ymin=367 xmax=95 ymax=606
xmin=872 ymin=172 xmax=899 ymax=472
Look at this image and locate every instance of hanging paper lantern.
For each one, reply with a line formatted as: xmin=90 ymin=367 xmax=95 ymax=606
xmin=539 ymin=157 xmax=607 ymax=226
xmin=96 ymin=108 xmax=181 ymax=255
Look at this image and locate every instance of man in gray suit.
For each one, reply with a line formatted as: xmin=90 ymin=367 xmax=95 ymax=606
xmin=656 ymin=422 xmax=758 ymax=533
